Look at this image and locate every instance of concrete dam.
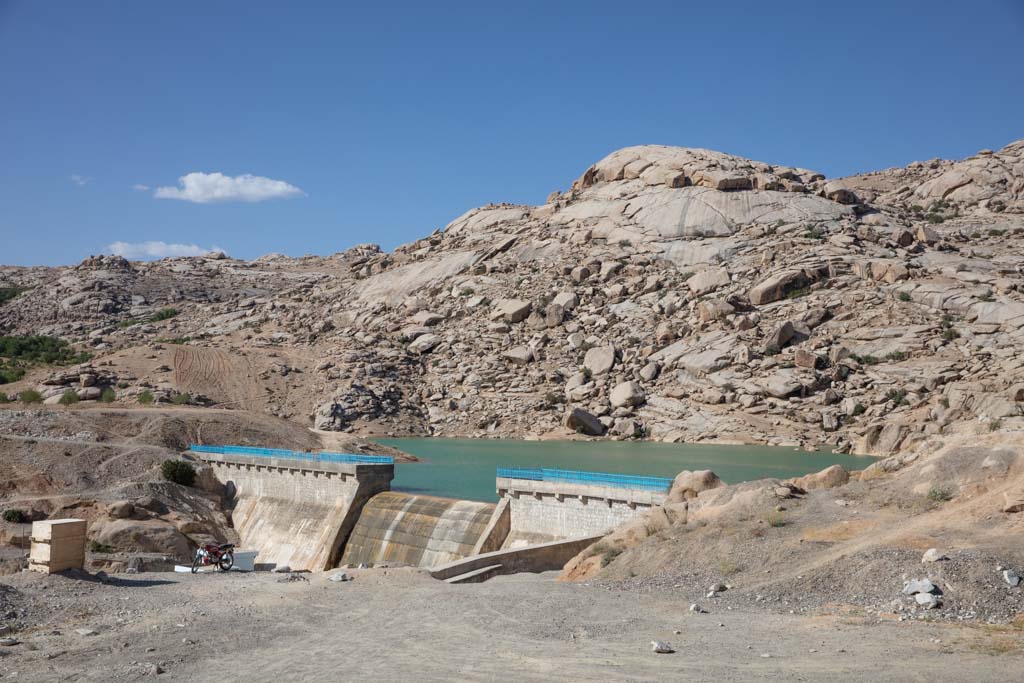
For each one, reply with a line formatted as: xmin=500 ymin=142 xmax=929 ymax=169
xmin=189 ymin=445 xmax=670 ymax=579
xmin=340 ymin=492 xmax=496 ymax=567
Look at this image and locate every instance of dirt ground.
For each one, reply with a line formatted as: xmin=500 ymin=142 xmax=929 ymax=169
xmin=0 ymin=568 xmax=1022 ymax=681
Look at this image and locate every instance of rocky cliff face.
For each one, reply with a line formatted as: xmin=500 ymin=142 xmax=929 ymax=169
xmin=2 ymin=140 xmax=1023 ymax=454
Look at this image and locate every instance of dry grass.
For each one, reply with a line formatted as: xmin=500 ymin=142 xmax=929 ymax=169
xmin=801 ymin=519 xmax=878 ymax=543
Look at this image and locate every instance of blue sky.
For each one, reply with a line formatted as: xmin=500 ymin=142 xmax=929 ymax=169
xmin=2 ymin=1 xmax=1023 ymax=266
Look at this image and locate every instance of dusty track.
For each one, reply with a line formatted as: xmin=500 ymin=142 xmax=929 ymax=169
xmin=0 ymin=569 xmax=1021 ymax=682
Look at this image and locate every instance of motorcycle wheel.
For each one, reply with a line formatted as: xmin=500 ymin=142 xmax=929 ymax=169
xmin=219 ymin=552 xmax=234 ymax=572
xmin=191 ymin=552 xmax=201 ymax=574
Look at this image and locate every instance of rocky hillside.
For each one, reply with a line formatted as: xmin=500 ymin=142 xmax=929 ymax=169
xmin=2 ymin=140 xmax=1023 ymax=455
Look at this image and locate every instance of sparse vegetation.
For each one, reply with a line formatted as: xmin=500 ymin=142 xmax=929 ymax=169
xmin=886 ymin=388 xmax=908 ymax=406
xmin=785 ymin=286 xmax=811 ymax=300
xmin=137 ymin=390 xmax=155 ymax=405
xmin=884 ymin=351 xmax=909 ymax=362
xmin=850 ymin=353 xmax=879 ymax=366
xmin=100 ymin=388 xmax=116 ymax=403
xmin=170 ymin=391 xmax=191 ymax=405
xmin=765 ymin=511 xmax=786 ymax=527
xmin=19 ymin=389 xmax=43 ymax=404
xmin=0 ymin=335 xmax=91 ymax=384
xmin=3 ymin=509 xmax=27 ymax=523
xmin=927 ymin=486 xmax=954 ymax=502
xmin=897 ymin=291 xmax=912 ymax=302
xmin=851 ymin=403 xmax=866 ymax=416
xmin=88 ymin=541 xmax=115 ymax=553
xmin=58 ymin=390 xmax=80 ymax=405
xmin=161 ymin=459 xmax=196 ymax=487
xmin=0 ymin=286 xmax=30 ymax=306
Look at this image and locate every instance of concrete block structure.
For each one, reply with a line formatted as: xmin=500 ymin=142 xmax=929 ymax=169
xmin=496 ymin=470 xmax=668 ymax=548
xmin=29 ymin=519 xmax=87 ymax=574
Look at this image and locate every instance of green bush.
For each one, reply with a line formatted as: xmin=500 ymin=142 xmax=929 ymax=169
xmin=18 ymin=389 xmax=43 ymax=404
xmin=170 ymin=392 xmax=191 ymax=405
xmin=0 ymin=335 xmax=91 ymax=385
xmin=765 ymin=512 xmax=786 ymax=527
xmin=0 ymin=287 xmax=29 ymax=306
xmin=88 ymin=540 xmax=114 ymax=553
xmin=0 ymin=392 xmax=10 ymax=404
xmin=927 ymin=486 xmax=953 ymax=502
xmin=100 ymin=388 xmax=116 ymax=403
xmin=137 ymin=390 xmax=155 ymax=405
xmin=3 ymin=509 xmax=26 ymax=523
xmin=58 ymin=390 xmax=80 ymax=405
xmin=851 ymin=403 xmax=866 ymax=416
xmin=150 ymin=307 xmax=180 ymax=322
xmin=161 ymin=460 xmax=196 ymax=487
xmin=897 ymin=291 xmax=912 ymax=302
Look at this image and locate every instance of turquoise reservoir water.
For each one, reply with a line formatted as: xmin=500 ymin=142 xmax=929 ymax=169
xmin=379 ymin=438 xmax=873 ymax=503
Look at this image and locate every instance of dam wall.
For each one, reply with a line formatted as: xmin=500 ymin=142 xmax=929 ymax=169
xmin=340 ymin=492 xmax=496 ymax=568
xmin=190 ymin=447 xmax=393 ymax=571
xmin=497 ymin=469 xmax=669 ymax=549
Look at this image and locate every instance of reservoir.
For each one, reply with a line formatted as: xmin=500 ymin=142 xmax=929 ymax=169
xmin=379 ymin=438 xmax=873 ymax=502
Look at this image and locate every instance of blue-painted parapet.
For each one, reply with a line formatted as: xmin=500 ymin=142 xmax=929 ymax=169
xmin=189 ymin=443 xmax=393 ymax=465
xmin=496 ymin=467 xmax=672 ymax=493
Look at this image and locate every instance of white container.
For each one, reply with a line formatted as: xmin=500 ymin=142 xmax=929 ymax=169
xmin=230 ymin=550 xmax=258 ymax=572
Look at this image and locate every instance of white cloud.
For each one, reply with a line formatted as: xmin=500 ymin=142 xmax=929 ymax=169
xmin=106 ymin=241 xmax=225 ymax=259
xmin=132 ymin=184 xmax=150 ymax=192
xmin=70 ymin=174 xmax=90 ymax=187
xmin=154 ymin=171 xmax=305 ymax=203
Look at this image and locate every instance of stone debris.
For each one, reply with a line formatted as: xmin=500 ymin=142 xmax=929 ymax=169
xmin=651 ymin=640 xmax=675 ymax=654
xmin=921 ymin=548 xmax=949 ymax=563
xmin=328 ymin=572 xmax=352 ymax=582
xmin=1003 ymin=569 xmax=1021 ymax=587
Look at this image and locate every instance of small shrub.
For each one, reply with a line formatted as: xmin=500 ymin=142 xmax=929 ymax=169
xmin=927 ymin=486 xmax=953 ymax=502
xmin=850 ymin=354 xmax=879 ymax=366
xmin=717 ymin=559 xmax=739 ymax=576
xmin=161 ymin=460 xmax=196 ymax=487
xmin=764 ymin=344 xmax=781 ymax=357
xmin=939 ymin=397 xmax=950 ymax=409
xmin=851 ymin=403 xmax=866 ymax=416
xmin=886 ymin=389 xmax=908 ymax=406
xmin=942 ymin=328 xmax=959 ymax=342
xmin=169 ymin=392 xmax=190 ymax=405
xmin=0 ymin=392 xmax=10 ymax=404
xmin=600 ymin=546 xmax=624 ymax=567
xmin=137 ymin=390 xmax=155 ymax=405
xmin=88 ymin=540 xmax=115 ymax=553
xmin=884 ymin=351 xmax=909 ymax=362
xmin=150 ymin=307 xmax=179 ymax=322
xmin=58 ymin=390 xmax=80 ymax=406
xmin=765 ymin=512 xmax=786 ymax=528
xmin=926 ymin=213 xmax=945 ymax=224
xmin=18 ymin=389 xmax=43 ymax=404
xmin=989 ymin=419 xmax=1003 ymax=432
xmin=100 ymin=388 xmax=116 ymax=403
xmin=785 ymin=286 xmax=811 ymax=300
xmin=3 ymin=509 xmax=26 ymax=523
xmin=897 ymin=291 xmax=912 ymax=302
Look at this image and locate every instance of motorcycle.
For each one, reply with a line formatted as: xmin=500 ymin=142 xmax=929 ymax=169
xmin=191 ymin=542 xmax=235 ymax=573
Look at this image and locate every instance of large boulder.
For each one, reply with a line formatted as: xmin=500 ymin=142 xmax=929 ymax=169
xmin=407 ymin=334 xmax=441 ymax=354
xmin=749 ymin=270 xmax=811 ymax=305
xmin=490 ymin=299 xmax=533 ymax=324
xmin=583 ymin=345 xmax=616 ymax=375
xmin=687 ymin=267 xmax=731 ymax=296
xmin=501 ymin=346 xmax=534 ymax=366
xmin=666 ymin=470 xmax=725 ymax=504
xmin=609 ymin=381 xmax=646 ymax=408
xmin=565 ymin=408 xmax=606 ymax=436
xmin=788 ymin=464 xmax=849 ymax=490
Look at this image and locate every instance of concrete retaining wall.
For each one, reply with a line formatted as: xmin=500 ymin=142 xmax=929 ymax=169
xmin=194 ymin=452 xmax=393 ymax=571
xmin=497 ymin=477 xmax=665 ymax=548
xmin=429 ymin=535 xmax=603 ymax=581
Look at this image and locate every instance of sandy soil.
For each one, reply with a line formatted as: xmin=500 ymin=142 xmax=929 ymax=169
xmin=0 ymin=568 xmax=1022 ymax=682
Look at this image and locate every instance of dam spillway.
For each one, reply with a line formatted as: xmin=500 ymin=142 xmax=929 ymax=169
xmin=340 ymin=492 xmax=496 ymax=568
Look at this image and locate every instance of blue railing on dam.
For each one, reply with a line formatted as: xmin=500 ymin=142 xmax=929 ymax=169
xmin=189 ymin=444 xmax=393 ymax=465
xmin=496 ymin=467 xmax=672 ymax=493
